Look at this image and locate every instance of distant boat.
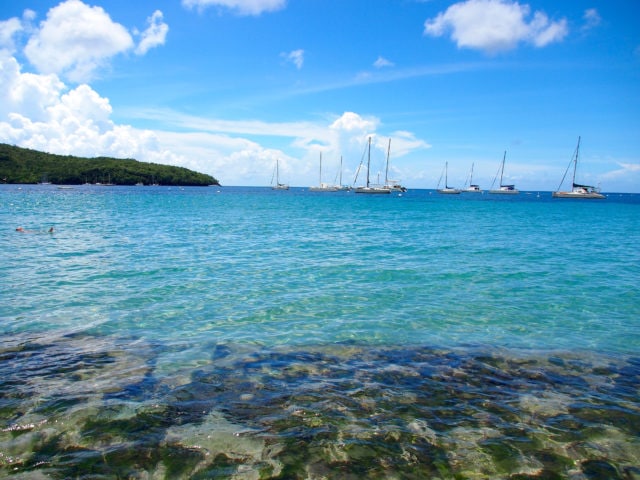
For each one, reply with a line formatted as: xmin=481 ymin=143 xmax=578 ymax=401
xmin=38 ymin=174 xmax=51 ymax=185
xmin=354 ymin=137 xmax=391 ymax=194
xmin=271 ymin=159 xmax=289 ymax=190
xmin=552 ymin=137 xmax=605 ymax=199
xmin=99 ymin=174 xmax=115 ymax=186
xmin=436 ymin=161 xmax=460 ymax=194
xmin=309 ymin=152 xmax=338 ymax=192
xmin=462 ymin=163 xmax=482 ymax=193
xmin=382 ymin=139 xmax=407 ymax=193
xmin=334 ymin=156 xmax=351 ymax=191
xmin=489 ymin=151 xmax=519 ymax=194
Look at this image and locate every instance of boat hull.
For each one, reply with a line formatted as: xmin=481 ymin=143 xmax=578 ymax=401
xmin=437 ymin=188 xmax=461 ymax=194
xmin=354 ymin=187 xmax=391 ymax=194
xmin=552 ymin=191 xmax=605 ymax=199
xmin=489 ymin=189 xmax=519 ymax=195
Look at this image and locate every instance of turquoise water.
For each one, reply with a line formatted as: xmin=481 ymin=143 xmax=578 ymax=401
xmin=1 ymin=185 xmax=639 ymax=478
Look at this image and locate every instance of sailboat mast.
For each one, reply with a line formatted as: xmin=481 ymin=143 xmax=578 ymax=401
xmin=445 ymin=161 xmax=449 ymax=188
xmin=339 ymin=156 xmax=343 ymax=186
xmin=385 ymin=138 xmax=391 ymax=185
xmin=319 ymin=152 xmax=322 ymax=185
xmin=572 ymin=136 xmax=581 ymax=186
xmin=500 ymin=151 xmax=506 ymax=186
xmin=366 ymin=137 xmax=371 ymax=187
xmin=470 ymin=162 xmax=474 ymax=184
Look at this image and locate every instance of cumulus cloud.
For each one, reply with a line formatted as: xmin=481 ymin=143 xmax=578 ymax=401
xmin=24 ymin=0 xmax=133 ymax=82
xmin=0 ymin=18 xmax=23 ymax=52
xmin=424 ymin=0 xmax=568 ymax=54
xmin=20 ymin=1 xmax=167 ymax=82
xmin=373 ymin=56 xmax=394 ymax=68
xmin=182 ymin=0 xmax=286 ymax=16
xmin=330 ymin=112 xmax=377 ymax=134
xmin=389 ymin=130 xmax=431 ymax=157
xmin=282 ymin=49 xmax=304 ymax=69
xmin=135 ymin=10 xmax=169 ymax=55
xmin=0 ymin=52 xmax=178 ymax=165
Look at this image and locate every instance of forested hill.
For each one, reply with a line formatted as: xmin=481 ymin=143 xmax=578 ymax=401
xmin=0 ymin=143 xmax=219 ymax=186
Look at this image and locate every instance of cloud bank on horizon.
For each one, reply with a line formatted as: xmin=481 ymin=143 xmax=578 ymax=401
xmin=0 ymin=0 xmax=638 ymax=190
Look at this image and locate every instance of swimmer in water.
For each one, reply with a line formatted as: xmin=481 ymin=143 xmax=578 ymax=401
xmin=15 ymin=226 xmax=54 ymax=233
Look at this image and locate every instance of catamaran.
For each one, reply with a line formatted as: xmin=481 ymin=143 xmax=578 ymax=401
xmin=552 ymin=137 xmax=605 ymax=199
xmin=271 ymin=159 xmax=289 ymax=190
xmin=382 ymin=139 xmax=407 ymax=193
xmin=354 ymin=137 xmax=391 ymax=194
xmin=489 ymin=151 xmax=519 ymax=194
xmin=334 ymin=156 xmax=351 ymax=191
xmin=309 ymin=152 xmax=338 ymax=192
xmin=462 ymin=163 xmax=482 ymax=193
xmin=436 ymin=161 xmax=460 ymax=194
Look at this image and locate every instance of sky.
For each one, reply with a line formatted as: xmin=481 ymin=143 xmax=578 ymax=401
xmin=1 ymin=0 xmax=639 ymax=192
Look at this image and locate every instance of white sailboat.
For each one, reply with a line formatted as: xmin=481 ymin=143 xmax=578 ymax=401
xmin=552 ymin=137 xmax=605 ymax=199
xmin=271 ymin=160 xmax=289 ymax=190
xmin=309 ymin=152 xmax=338 ymax=192
xmin=354 ymin=137 xmax=391 ymax=194
xmin=382 ymin=139 xmax=407 ymax=193
xmin=38 ymin=173 xmax=51 ymax=185
xmin=462 ymin=163 xmax=482 ymax=193
xmin=436 ymin=161 xmax=460 ymax=194
xmin=489 ymin=151 xmax=519 ymax=194
xmin=334 ymin=156 xmax=351 ymax=191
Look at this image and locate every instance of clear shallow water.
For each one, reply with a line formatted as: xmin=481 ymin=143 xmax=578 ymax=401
xmin=1 ymin=185 xmax=639 ymax=478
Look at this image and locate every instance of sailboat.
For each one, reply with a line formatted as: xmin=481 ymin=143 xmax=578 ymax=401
xmin=334 ymin=156 xmax=351 ymax=191
xmin=271 ymin=160 xmax=289 ymax=190
xmin=354 ymin=137 xmax=391 ymax=194
xmin=309 ymin=152 xmax=338 ymax=192
xmin=489 ymin=151 xmax=519 ymax=194
xmin=436 ymin=162 xmax=460 ymax=194
xmin=462 ymin=163 xmax=482 ymax=193
xmin=552 ymin=137 xmax=605 ymax=199
xmin=382 ymin=139 xmax=407 ymax=193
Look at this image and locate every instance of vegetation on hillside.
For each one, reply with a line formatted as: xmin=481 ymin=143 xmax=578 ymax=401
xmin=0 ymin=143 xmax=219 ymax=186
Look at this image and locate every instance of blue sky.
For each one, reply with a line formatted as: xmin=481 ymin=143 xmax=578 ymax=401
xmin=1 ymin=0 xmax=639 ymax=192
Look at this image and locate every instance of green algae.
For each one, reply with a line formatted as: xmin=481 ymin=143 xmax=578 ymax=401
xmin=2 ymin=337 xmax=639 ymax=478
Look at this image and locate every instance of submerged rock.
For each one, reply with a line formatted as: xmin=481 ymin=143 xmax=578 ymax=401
xmin=2 ymin=338 xmax=639 ymax=478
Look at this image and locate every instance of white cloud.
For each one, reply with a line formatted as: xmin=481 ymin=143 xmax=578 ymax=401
xmin=282 ymin=49 xmax=304 ymax=69
xmin=0 ymin=52 xmax=177 ymax=165
xmin=24 ymin=0 xmax=133 ymax=83
xmin=373 ymin=56 xmax=394 ymax=68
xmin=602 ymin=162 xmax=640 ymax=179
xmin=135 ymin=10 xmax=169 ymax=55
xmin=596 ymin=162 xmax=640 ymax=193
xmin=21 ymin=1 xmax=167 ymax=83
xmin=182 ymin=0 xmax=286 ymax=16
xmin=424 ymin=0 xmax=568 ymax=54
xmin=0 ymin=48 xmax=429 ymax=187
xmin=388 ymin=130 xmax=431 ymax=157
xmin=582 ymin=8 xmax=601 ymax=31
xmin=0 ymin=18 xmax=22 ymax=52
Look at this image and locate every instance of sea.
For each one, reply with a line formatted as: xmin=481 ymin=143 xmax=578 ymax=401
xmin=1 ymin=184 xmax=639 ymax=479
